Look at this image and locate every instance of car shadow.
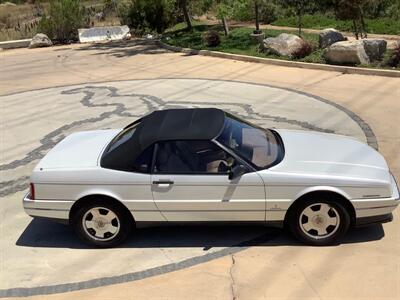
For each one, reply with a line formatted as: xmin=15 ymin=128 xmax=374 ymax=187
xmin=16 ymin=218 xmax=385 ymax=249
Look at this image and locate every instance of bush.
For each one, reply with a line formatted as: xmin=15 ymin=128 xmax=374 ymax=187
xmin=387 ymin=45 xmax=400 ymax=68
xmin=230 ymin=0 xmax=280 ymax=24
xmin=292 ymin=39 xmax=313 ymax=59
xmin=203 ymin=30 xmax=221 ymax=47
xmin=258 ymin=0 xmax=281 ymax=23
xmin=119 ymin=0 xmax=177 ymax=34
xmin=37 ymin=0 xmax=88 ymax=43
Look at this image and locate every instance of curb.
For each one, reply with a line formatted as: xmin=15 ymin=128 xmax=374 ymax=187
xmin=157 ymin=40 xmax=400 ymax=78
xmin=0 ymin=39 xmax=31 ymax=50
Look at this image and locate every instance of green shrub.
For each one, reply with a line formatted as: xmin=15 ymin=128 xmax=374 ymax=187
xmin=230 ymin=0 xmax=281 ymax=24
xmin=230 ymin=0 xmax=253 ymax=21
xmin=203 ymin=30 xmax=221 ymax=47
xmin=272 ymin=13 xmax=400 ymax=35
xmin=37 ymin=0 xmax=88 ymax=43
xmin=387 ymin=45 xmax=400 ymax=68
xmin=258 ymin=0 xmax=281 ymax=23
xmin=119 ymin=0 xmax=177 ymax=34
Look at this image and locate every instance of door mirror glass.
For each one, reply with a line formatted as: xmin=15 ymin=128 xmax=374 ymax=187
xmin=228 ymin=165 xmax=247 ymax=180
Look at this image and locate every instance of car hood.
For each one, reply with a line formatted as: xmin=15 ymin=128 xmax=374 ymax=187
xmin=35 ymin=129 xmax=120 ymax=170
xmin=270 ymin=129 xmax=389 ymax=181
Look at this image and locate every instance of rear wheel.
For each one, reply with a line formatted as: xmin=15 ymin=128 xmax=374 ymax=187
xmin=289 ymin=197 xmax=350 ymax=246
xmin=72 ymin=199 xmax=132 ymax=247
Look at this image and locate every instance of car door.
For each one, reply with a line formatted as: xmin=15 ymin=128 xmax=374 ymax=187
xmin=150 ymin=140 xmax=266 ymax=221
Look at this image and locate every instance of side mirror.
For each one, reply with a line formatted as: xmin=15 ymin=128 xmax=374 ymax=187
xmin=228 ymin=165 xmax=247 ymax=180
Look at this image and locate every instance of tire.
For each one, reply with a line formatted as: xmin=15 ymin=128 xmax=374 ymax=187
xmin=288 ymin=196 xmax=350 ymax=246
xmin=72 ymin=199 xmax=133 ymax=248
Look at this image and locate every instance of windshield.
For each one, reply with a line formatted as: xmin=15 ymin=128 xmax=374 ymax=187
xmin=216 ymin=115 xmax=283 ymax=169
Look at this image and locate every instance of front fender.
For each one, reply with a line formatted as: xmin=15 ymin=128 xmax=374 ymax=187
xmin=294 ymin=186 xmax=352 ymax=201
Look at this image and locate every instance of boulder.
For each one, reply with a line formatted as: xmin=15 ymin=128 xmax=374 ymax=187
xmin=319 ymin=28 xmax=346 ymax=48
xmin=323 ymin=40 xmax=370 ymax=65
xmin=78 ymin=26 xmax=130 ymax=43
xmin=262 ymin=33 xmax=305 ymax=58
xmin=363 ymin=39 xmax=387 ymax=61
xmin=29 ymin=33 xmax=52 ymax=48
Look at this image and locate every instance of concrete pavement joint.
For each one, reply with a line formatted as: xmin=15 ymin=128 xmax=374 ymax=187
xmin=229 ymin=254 xmax=237 ymax=300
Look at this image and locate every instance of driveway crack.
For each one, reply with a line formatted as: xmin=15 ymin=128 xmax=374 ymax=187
xmin=229 ymin=254 xmax=237 ymax=300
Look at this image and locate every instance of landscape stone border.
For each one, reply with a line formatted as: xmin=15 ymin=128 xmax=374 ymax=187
xmin=0 ymin=39 xmax=31 ymax=49
xmin=157 ymin=40 xmax=400 ymax=78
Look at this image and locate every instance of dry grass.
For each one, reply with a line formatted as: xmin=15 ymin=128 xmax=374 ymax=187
xmin=0 ymin=3 xmax=42 ymax=41
xmin=0 ymin=1 xmax=119 ymax=41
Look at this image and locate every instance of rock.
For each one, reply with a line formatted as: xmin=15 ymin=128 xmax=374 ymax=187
xmin=0 ymin=2 xmax=17 ymax=6
xmin=323 ymin=40 xmax=370 ymax=65
xmin=78 ymin=26 xmax=130 ymax=43
xmin=122 ymin=33 xmax=132 ymax=40
xmin=363 ymin=39 xmax=387 ymax=61
xmin=262 ymin=33 xmax=306 ymax=58
xmin=319 ymin=28 xmax=346 ymax=48
xmin=29 ymin=33 xmax=52 ymax=48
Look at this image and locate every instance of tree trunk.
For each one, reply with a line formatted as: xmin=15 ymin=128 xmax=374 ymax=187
xmin=297 ymin=9 xmax=302 ymax=37
xmin=353 ymin=19 xmax=359 ymax=40
xmin=222 ymin=16 xmax=229 ymax=36
xmin=180 ymin=0 xmax=192 ymax=31
xmin=254 ymin=1 xmax=260 ymax=34
xmin=359 ymin=6 xmax=367 ymax=38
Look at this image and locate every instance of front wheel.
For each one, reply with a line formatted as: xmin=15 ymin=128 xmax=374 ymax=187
xmin=72 ymin=200 xmax=133 ymax=247
xmin=288 ymin=198 xmax=350 ymax=246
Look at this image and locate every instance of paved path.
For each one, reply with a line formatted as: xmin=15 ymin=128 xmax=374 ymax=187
xmin=0 ymin=40 xmax=399 ymax=299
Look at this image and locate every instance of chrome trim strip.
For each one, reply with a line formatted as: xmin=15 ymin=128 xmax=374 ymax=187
xmin=26 ymin=207 xmax=69 ymax=212
xmin=355 ymin=204 xmax=398 ymax=211
xmin=130 ymin=209 xmax=266 ymax=212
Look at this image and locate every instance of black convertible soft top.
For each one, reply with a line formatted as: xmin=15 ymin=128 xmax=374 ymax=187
xmin=101 ymin=108 xmax=226 ymax=170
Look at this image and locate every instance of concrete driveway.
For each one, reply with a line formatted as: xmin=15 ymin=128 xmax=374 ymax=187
xmin=0 ymin=40 xmax=399 ymax=299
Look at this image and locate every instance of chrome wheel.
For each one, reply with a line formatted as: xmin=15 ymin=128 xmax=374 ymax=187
xmin=82 ymin=207 xmax=120 ymax=241
xmin=299 ymin=203 xmax=340 ymax=240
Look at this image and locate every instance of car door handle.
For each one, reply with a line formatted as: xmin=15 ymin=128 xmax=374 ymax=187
xmin=152 ymin=180 xmax=174 ymax=185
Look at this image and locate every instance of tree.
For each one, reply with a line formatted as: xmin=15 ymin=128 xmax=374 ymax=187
xmin=119 ymin=0 xmax=177 ymax=34
xmin=178 ymin=0 xmax=193 ymax=30
xmin=336 ymin=0 xmax=367 ymax=39
xmin=254 ymin=0 xmax=261 ymax=34
xmin=280 ymin=0 xmax=312 ymax=37
xmin=37 ymin=0 xmax=88 ymax=42
xmin=216 ymin=0 xmax=234 ymax=36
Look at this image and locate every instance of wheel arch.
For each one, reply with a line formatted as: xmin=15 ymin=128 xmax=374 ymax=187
xmin=69 ymin=194 xmax=135 ymax=226
xmin=284 ymin=189 xmax=356 ymax=227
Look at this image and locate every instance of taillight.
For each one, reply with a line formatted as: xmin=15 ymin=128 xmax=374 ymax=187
xmin=29 ymin=183 xmax=35 ymax=200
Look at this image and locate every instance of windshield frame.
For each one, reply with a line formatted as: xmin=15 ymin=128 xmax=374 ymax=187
xmin=214 ymin=113 xmax=285 ymax=170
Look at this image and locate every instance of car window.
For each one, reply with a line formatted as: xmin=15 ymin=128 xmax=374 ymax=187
xmin=216 ymin=115 xmax=282 ymax=169
xmin=154 ymin=140 xmax=237 ymax=174
xmin=104 ymin=124 xmax=138 ymax=154
xmin=131 ymin=145 xmax=154 ymax=173
xmin=102 ymin=123 xmax=156 ymax=173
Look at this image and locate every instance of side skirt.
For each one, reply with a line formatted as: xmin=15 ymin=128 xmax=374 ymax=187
xmin=135 ymin=220 xmax=284 ymax=229
xmin=355 ymin=213 xmax=393 ymax=227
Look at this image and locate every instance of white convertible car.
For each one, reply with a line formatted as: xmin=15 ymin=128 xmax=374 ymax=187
xmin=24 ymin=108 xmax=399 ymax=247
